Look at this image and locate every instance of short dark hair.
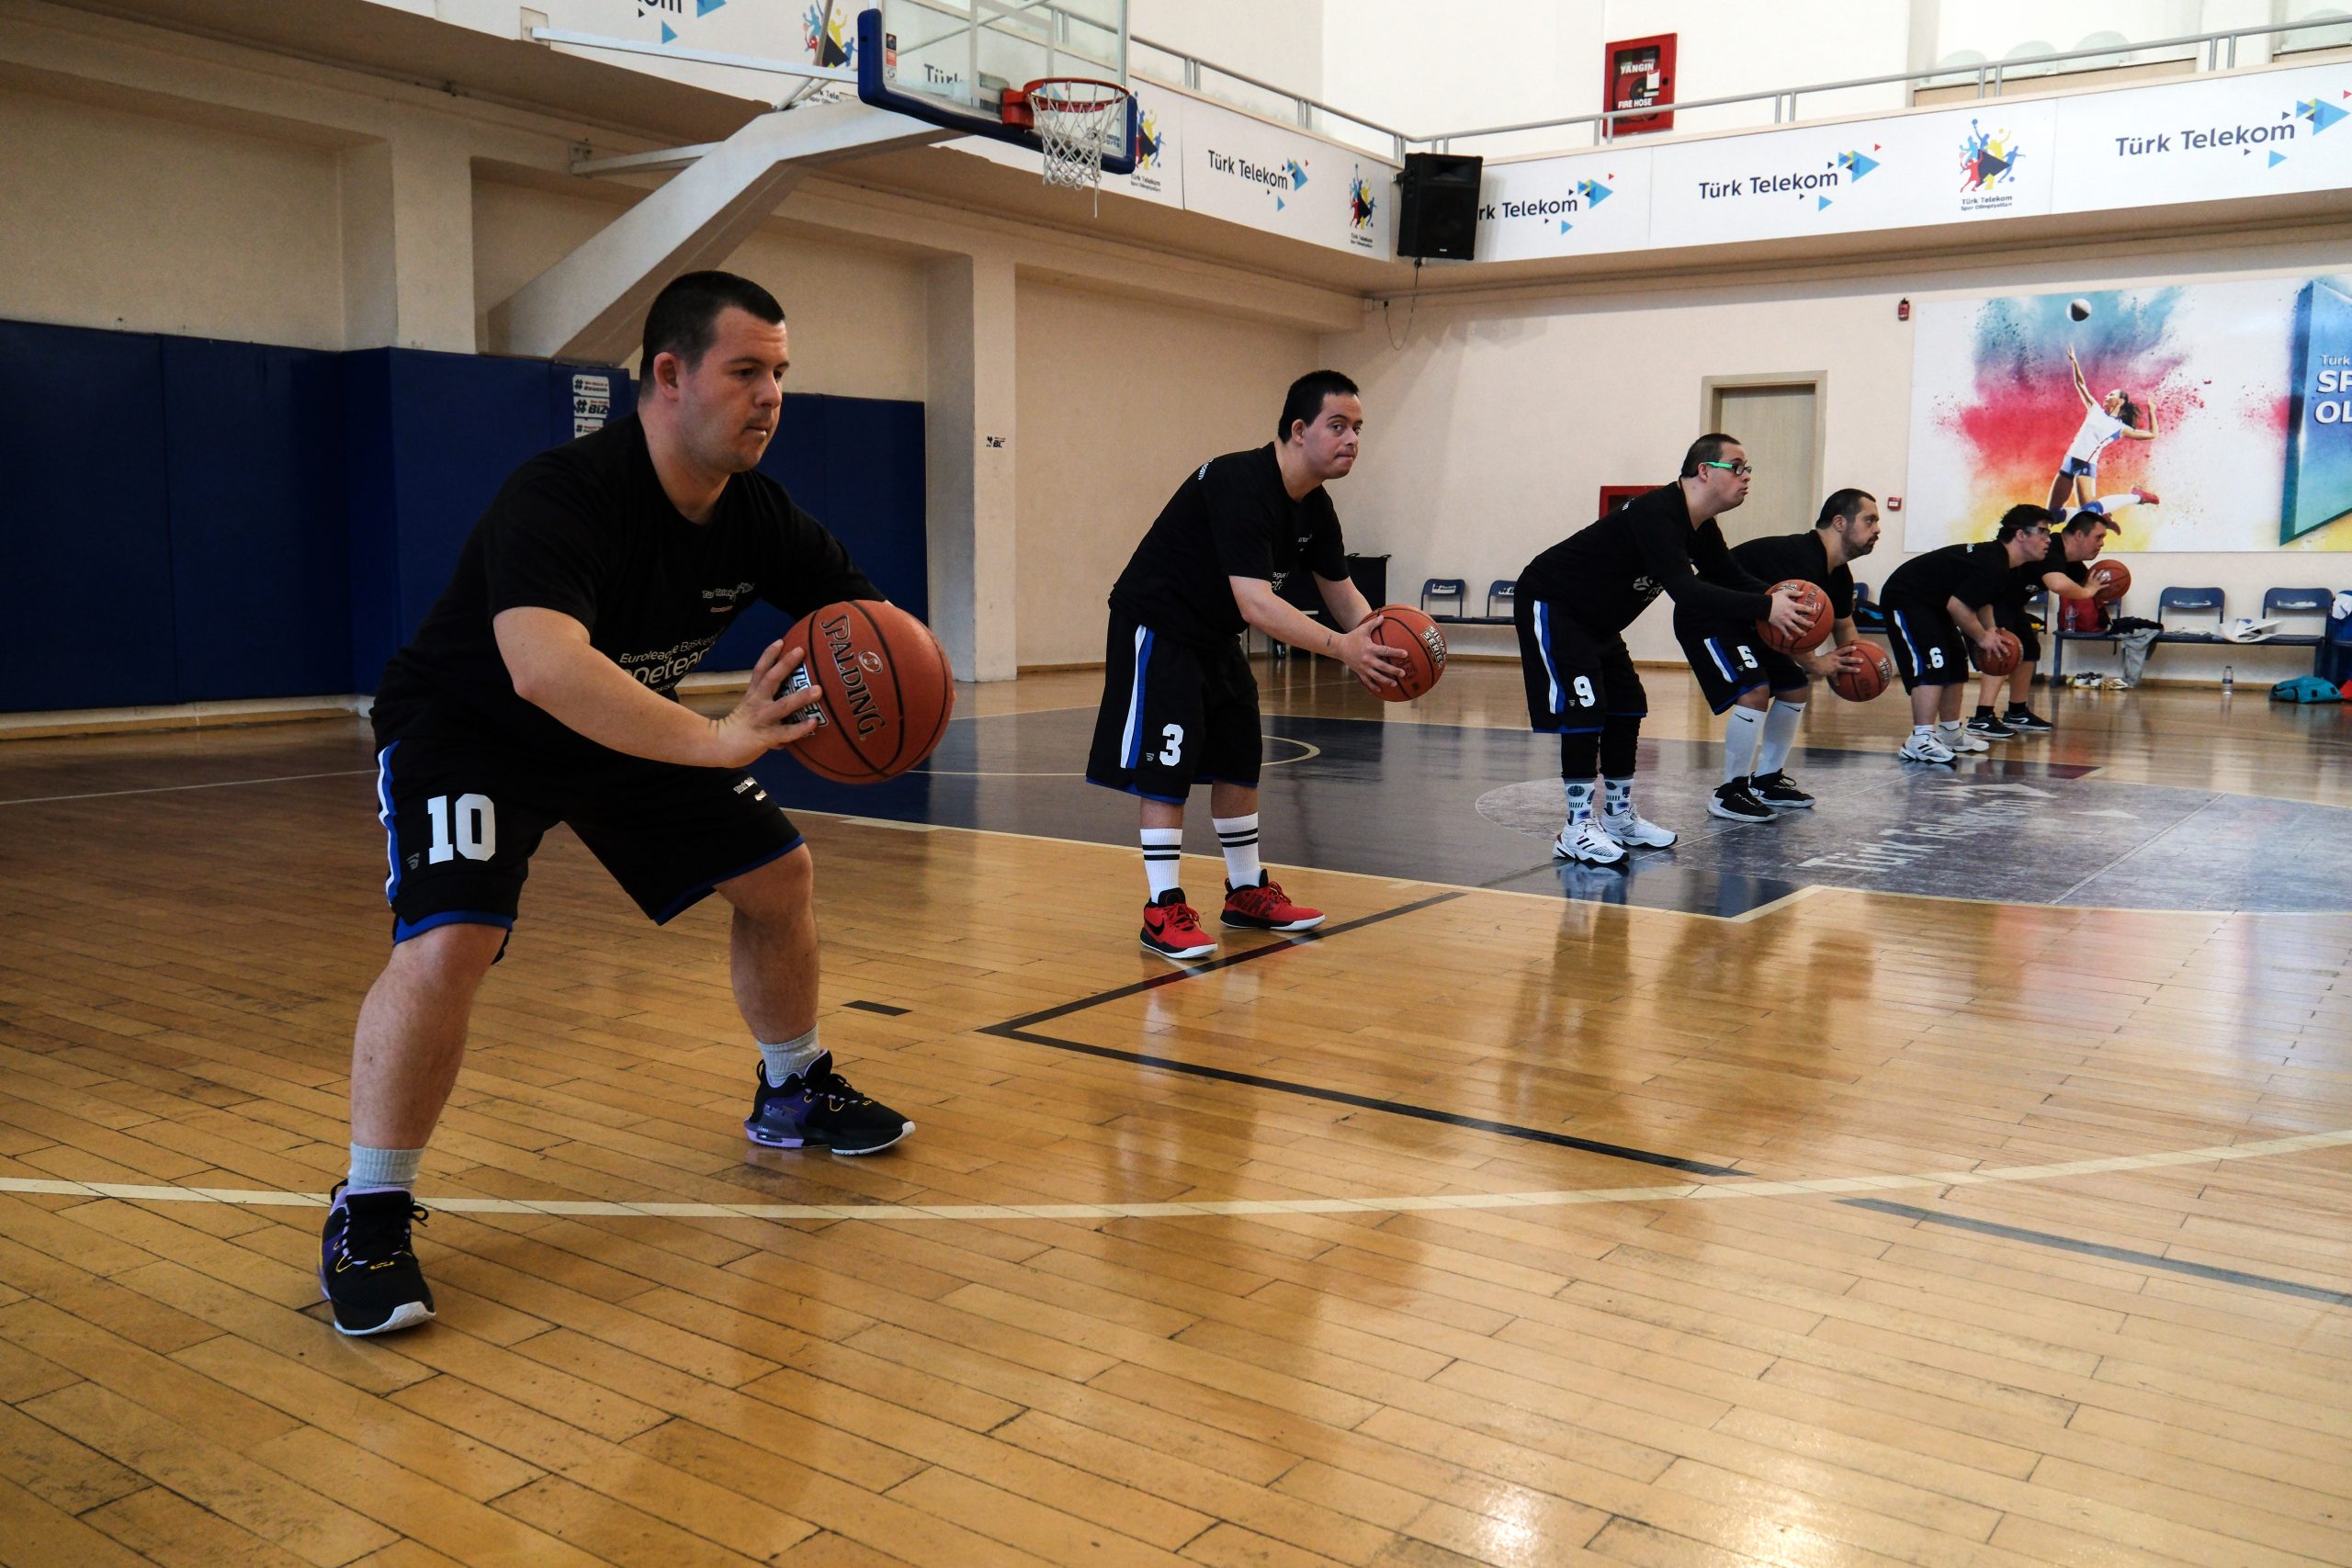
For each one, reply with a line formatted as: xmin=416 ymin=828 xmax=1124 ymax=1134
xmin=1996 ymin=502 xmax=2056 ymax=541
xmin=642 ymin=271 xmax=786 ymax=372
xmin=1278 ymin=370 xmax=1360 ymax=442
xmin=1815 ymin=489 xmax=1876 ymax=528
xmin=1681 ymin=433 xmax=1741 ymax=478
xmin=2061 ymin=509 xmax=2108 ymax=536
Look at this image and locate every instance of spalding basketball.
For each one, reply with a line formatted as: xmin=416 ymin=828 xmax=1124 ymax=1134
xmin=777 ymin=601 xmax=955 ymax=783
xmin=2088 ymin=559 xmax=2131 ymax=604
xmin=1827 ymin=640 xmax=1893 ymax=703
xmin=1757 ymin=580 xmax=1833 ymax=654
xmin=1365 ymin=604 xmax=1447 ymax=702
xmin=1975 ymin=627 xmax=2024 ymax=676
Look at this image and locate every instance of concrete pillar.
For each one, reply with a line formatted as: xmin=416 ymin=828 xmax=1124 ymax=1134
xmin=924 ymin=253 xmax=1019 ymax=682
xmin=338 ymin=130 xmax=476 ymax=353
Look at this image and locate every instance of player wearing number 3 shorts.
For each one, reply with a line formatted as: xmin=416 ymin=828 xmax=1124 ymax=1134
xmin=1512 ymin=434 xmax=1814 ymax=866
xmin=1085 ymin=370 xmax=1408 ymax=961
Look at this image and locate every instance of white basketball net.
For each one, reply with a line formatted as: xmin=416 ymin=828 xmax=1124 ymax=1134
xmin=1027 ymin=78 xmax=1128 ymax=208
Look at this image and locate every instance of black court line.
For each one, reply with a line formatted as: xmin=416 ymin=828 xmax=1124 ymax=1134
xmin=843 ymin=999 xmax=910 ymax=1017
xmin=1841 ymin=1198 xmax=2352 ymax=1308
xmin=980 ymin=891 xmax=1743 ymax=1178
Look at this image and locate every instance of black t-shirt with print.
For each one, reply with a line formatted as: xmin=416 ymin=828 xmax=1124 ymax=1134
xmin=2001 ymin=548 xmax=2090 ymax=607
xmin=374 ymin=414 xmax=876 ymax=760
xmin=1109 ymin=444 xmax=1349 ymax=647
xmin=1518 ymin=482 xmax=1773 ymax=636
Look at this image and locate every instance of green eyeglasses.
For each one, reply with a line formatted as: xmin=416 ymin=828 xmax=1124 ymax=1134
xmin=1700 ymin=459 xmax=1754 ymax=478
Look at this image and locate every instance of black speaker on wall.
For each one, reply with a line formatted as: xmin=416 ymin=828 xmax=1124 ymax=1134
xmin=1396 ymin=152 xmax=1484 ymax=261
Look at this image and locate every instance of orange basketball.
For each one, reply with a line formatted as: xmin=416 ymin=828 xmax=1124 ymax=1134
xmin=1827 ymin=639 xmax=1893 ymax=703
xmin=1365 ymin=604 xmax=1447 ymax=702
xmin=2088 ymin=558 xmax=2131 ymax=604
xmin=776 ymin=601 xmax=956 ymax=783
xmin=1974 ymin=627 xmax=2024 ymax=676
xmin=1757 ymin=580 xmax=1833 ymax=653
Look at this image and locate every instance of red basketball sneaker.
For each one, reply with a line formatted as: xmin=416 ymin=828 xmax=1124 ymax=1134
xmin=1221 ymin=875 xmax=1325 ymax=932
xmin=1141 ymin=889 xmax=1216 ymax=962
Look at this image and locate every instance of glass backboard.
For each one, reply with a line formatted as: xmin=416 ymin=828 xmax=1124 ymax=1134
xmin=854 ymin=0 xmax=1137 ymax=175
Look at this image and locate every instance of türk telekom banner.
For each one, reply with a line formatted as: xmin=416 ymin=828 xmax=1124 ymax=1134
xmin=1472 ymin=61 xmax=2351 ymax=264
xmin=1905 ymin=276 xmax=2352 ymax=553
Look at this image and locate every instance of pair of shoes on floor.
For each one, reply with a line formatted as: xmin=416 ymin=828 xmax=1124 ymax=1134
xmin=1552 ymin=808 xmax=1679 ymax=866
xmin=1710 ymin=772 xmax=1815 ymax=821
xmin=1899 ymin=730 xmax=1958 ymax=765
xmin=1140 ymin=876 xmax=1322 ymax=961
xmin=322 ymin=1056 xmax=914 ymax=1336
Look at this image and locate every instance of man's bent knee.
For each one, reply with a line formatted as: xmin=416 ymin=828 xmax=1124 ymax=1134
xmin=385 ymin=920 xmax=506 ymax=985
xmin=718 ymin=842 xmax=814 ymax=924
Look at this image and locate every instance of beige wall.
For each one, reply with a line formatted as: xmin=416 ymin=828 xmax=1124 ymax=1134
xmin=0 ymin=85 xmax=347 ymax=350
xmin=1322 ymin=225 xmax=2352 ymax=683
xmin=472 ymin=177 xmax=931 ymax=400
xmin=1013 ymin=279 xmax=1316 ymax=667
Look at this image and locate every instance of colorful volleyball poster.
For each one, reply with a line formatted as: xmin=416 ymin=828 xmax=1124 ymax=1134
xmin=1906 ymin=276 xmax=2352 ymax=551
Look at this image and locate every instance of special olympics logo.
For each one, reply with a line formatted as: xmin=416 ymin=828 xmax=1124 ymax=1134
xmin=1960 ymin=118 xmax=2019 ymax=191
xmin=1348 ymin=168 xmax=1377 ymax=231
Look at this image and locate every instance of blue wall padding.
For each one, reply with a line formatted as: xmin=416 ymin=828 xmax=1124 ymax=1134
xmin=163 ymin=339 xmax=350 ymax=700
xmin=0 ymin=320 xmax=924 ymax=713
xmin=708 ymin=391 xmax=930 ymax=671
xmin=0 ymin=321 xmax=177 ymax=711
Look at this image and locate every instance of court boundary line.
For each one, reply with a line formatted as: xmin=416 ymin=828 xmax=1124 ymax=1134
xmin=6 ymin=1127 xmax=2346 ymax=1224
xmin=1841 ymin=1197 xmax=2352 ymax=1307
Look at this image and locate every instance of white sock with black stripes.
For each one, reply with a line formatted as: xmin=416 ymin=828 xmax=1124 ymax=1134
xmin=1141 ymin=828 xmax=1183 ymax=900
xmin=1213 ymin=814 xmax=1262 ymax=889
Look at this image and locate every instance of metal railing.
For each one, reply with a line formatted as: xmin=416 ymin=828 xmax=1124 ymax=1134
xmin=1135 ymin=14 xmax=2352 ymax=164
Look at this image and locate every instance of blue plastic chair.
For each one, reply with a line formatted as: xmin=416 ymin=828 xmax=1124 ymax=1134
xmin=2155 ymin=586 xmax=2224 ymax=634
xmin=1485 ymin=581 xmax=1516 ymax=619
xmin=1419 ymin=578 xmax=1466 ymax=618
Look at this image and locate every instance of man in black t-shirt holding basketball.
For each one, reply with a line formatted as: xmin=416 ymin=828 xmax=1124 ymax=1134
xmin=1878 ymin=505 xmax=2052 ymax=763
xmin=1513 ymin=434 xmax=1812 ymax=865
xmin=1085 ymin=370 xmax=1407 ymax=961
xmin=322 ymin=273 xmax=913 ymax=1339
xmin=1967 ymin=507 xmax=2113 ymax=739
xmin=1670 ymin=489 xmax=1880 ymax=822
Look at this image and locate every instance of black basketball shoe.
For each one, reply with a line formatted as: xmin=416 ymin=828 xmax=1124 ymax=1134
xmin=745 ymin=1055 xmax=912 ymax=1156
xmin=319 ymin=1182 xmax=435 ymax=1337
xmin=1747 ymin=771 xmax=1815 ymax=809
xmin=2003 ymin=707 xmax=2054 ymax=733
xmin=1707 ymin=780 xmax=1775 ymax=823
xmin=1965 ymin=713 xmax=2016 ymax=739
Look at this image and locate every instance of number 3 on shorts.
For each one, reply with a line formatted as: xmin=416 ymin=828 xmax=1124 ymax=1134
xmin=1157 ymin=723 xmax=1184 ymax=766
xmin=1572 ymin=675 xmax=1598 ymax=708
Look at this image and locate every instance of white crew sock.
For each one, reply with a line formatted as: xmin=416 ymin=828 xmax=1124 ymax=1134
xmin=346 ymin=1144 xmax=423 ymax=1199
xmin=758 ymin=1027 xmax=824 ymax=1087
xmin=1213 ymin=814 xmax=1262 ymax=889
xmin=1140 ymin=828 xmax=1183 ymax=899
xmin=1721 ymin=706 xmax=1765 ymax=784
xmin=1562 ymin=779 xmax=1595 ymax=825
xmin=1757 ymin=700 xmax=1805 ymax=776
xmin=1602 ymin=777 xmax=1634 ymax=819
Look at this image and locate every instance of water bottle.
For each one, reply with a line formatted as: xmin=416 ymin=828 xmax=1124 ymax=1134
xmin=2222 ymin=665 xmax=2234 ymax=695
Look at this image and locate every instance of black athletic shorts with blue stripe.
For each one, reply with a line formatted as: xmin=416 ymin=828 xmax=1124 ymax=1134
xmin=1513 ymin=597 xmax=1646 ymax=733
xmin=1669 ymin=606 xmax=1808 ymax=713
xmin=1084 ymin=610 xmax=1263 ymax=802
xmin=370 ymin=714 xmax=804 ymax=945
xmin=1883 ymin=600 xmax=1973 ymax=691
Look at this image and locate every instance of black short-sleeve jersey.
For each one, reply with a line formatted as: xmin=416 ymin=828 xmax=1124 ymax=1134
xmin=2001 ymin=549 xmax=2090 ymax=606
xmin=1108 ymin=445 xmax=1349 ymax=647
xmin=1517 ymin=483 xmax=1773 ymax=635
xmin=1730 ymin=530 xmax=1856 ymax=620
xmin=373 ymin=414 xmax=877 ymax=757
xmin=1882 ymin=541 xmax=2012 ymax=612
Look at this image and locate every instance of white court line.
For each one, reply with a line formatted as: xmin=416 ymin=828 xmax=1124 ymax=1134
xmin=0 ymin=769 xmax=376 ymax=807
xmin=6 ymin=1126 xmax=2348 ymax=1222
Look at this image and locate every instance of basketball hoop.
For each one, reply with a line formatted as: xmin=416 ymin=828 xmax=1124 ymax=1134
xmin=1024 ymin=76 xmax=1128 ymax=208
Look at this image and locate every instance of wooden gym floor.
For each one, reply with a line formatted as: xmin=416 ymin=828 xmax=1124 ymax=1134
xmin=3 ymin=659 xmax=2350 ymax=1567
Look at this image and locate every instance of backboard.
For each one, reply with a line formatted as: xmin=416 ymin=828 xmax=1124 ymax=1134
xmin=852 ymin=0 xmax=1138 ymax=176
